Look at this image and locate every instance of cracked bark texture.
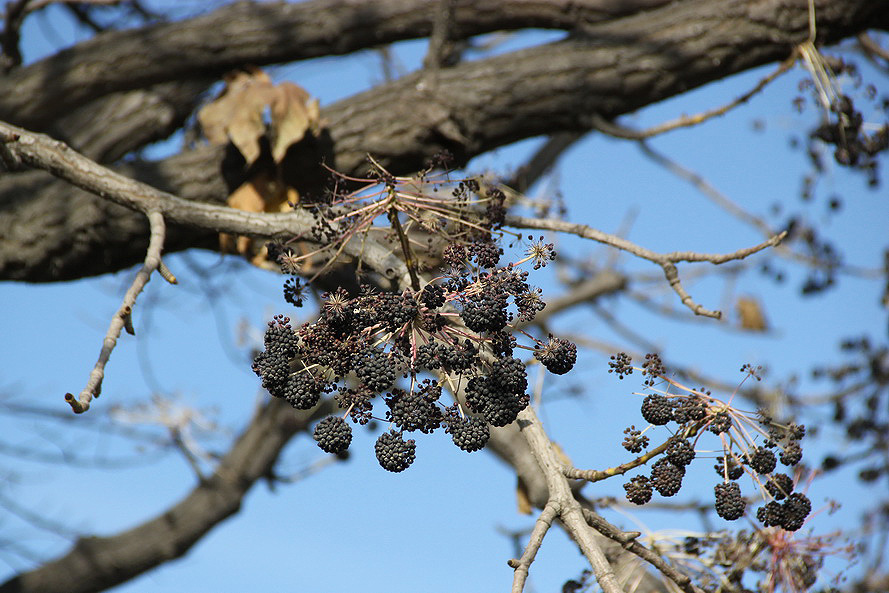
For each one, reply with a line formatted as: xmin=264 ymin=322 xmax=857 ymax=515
xmin=2 ymin=0 xmax=886 ymax=282
xmin=1 ymin=1 xmax=886 ymax=592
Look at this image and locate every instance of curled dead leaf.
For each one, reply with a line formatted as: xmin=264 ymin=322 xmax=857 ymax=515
xmin=198 ymin=67 xmax=322 ymax=166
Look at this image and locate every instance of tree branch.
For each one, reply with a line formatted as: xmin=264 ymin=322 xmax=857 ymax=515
xmin=515 ymin=406 xmax=624 ymax=593
xmin=505 ymin=214 xmax=786 ymax=318
xmin=0 ymin=0 xmax=674 ymax=129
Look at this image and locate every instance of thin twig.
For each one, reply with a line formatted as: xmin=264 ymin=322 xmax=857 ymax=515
xmin=508 ymin=132 xmax=584 ymax=194
xmin=64 ymin=210 xmax=167 ymax=413
xmin=589 ymin=53 xmax=796 ymax=140
xmin=505 ymin=214 xmax=785 ymax=318
xmin=858 ymin=32 xmax=889 ymax=69
xmin=508 ymin=501 xmax=558 ymax=593
xmin=563 ymin=424 xmax=702 ymax=483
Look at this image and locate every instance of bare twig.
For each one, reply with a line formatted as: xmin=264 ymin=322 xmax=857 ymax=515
xmin=589 ymin=53 xmax=796 ymax=140
xmin=858 ymin=32 xmax=889 ymax=70
xmin=635 ymin=141 xmax=881 ymax=278
xmin=505 ymin=214 xmax=785 ymax=318
xmin=64 ymin=210 xmax=167 ymax=413
xmin=508 ymin=501 xmax=558 ymax=593
xmin=635 ymin=141 xmax=774 ymax=237
xmin=563 ymin=424 xmax=702 ymax=483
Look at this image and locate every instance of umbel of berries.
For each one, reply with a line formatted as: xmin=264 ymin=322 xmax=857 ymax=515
xmin=534 ymin=336 xmax=577 ymax=375
xmin=375 ymin=430 xmax=416 ymax=472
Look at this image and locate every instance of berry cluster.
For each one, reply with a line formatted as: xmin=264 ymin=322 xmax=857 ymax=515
xmin=613 ymin=354 xmax=813 ymax=531
xmin=252 ymin=231 xmax=577 ymax=472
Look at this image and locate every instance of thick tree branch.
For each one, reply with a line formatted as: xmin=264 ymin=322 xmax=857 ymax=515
xmin=0 ymin=0 xmax=674 ymax=129
xmin=513 ymin=406 xmax=623 ymax=593
xmin=2 ymin=0 xmax=885 ymax=284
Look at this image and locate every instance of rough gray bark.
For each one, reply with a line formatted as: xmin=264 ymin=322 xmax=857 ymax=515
xmin=2 ymin=0 xmax=885 ymax=283
xmin=0 ymin=0 xmax=673 ymax=130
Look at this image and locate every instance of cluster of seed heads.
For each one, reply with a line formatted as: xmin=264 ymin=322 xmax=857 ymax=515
xmin=252 ymin=230 xmax=576 ymax=472
xmin=612 ymin=353 xmax=812 ymax=531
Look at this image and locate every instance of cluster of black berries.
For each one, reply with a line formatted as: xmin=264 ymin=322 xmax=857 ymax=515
xmin=251 ymin=237 xmax=576 ymax=472
xmin=811 ymin=95 xmax=889 ymax=169
xmin=614 ymin=355 xmax=812 ymax=530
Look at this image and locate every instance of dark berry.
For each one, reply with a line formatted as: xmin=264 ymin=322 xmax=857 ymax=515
xmin=313 ymin=416 xmax=352 ymax=454
xmin=673 ymin=396 xmax=708 ymax=424
xmin=283 ymin=277 xmax=305 ymax=307
xmin=385 ymin=388 xmax=442 ymax=433
xmin=622 ymin=426 xmax=649 ymax=453
xmin=780 ymin=441 xmax=803 ymax=466
xmin=757 ymin=501 xmax=785 ymax=527
xmin=461 ymin=289 xmax=508 ymax=333
xmin=780 ymin=493 xmax=812 ymax=531
xmin=641 ymin=353 xmax=665 ymax=386
xmin=708 ymin=411 xmax=732 ymax=434
xmin=747 ymin=447 xmax=778 ymax=474
xmin=665 ymin=436 xmax=695 ymax=467
xmin=263 ymin=315 xmax=299 ymax=358
xmin=608 ymin=352 xmax=633 ymax=379
xmin=282 ymin=371 xmax=322 ymax=409
xmin=253 ymin=350 xmax=290 ymax=396
xmin=355 ymin=349 xmax=396 ymax=393
xmin=714 ymin=456 xmax=744 ymax=481
xmin=765 ymin=473 xmax=794 ymax=500
xmin=439 ymin=340 xmax=477 ymax=373
xmin=374 ymin=430 xmax=417 ymax=472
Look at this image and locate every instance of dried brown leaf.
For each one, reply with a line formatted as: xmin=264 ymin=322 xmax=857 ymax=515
xmin=198 ymin=68 xmax=321 ymax=166
xmin=270 ymin=82 xmax=321 ymax=163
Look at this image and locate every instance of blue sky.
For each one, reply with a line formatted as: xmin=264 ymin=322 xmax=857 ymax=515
xmin=1 ymin=4 xmax=887 ymax=592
